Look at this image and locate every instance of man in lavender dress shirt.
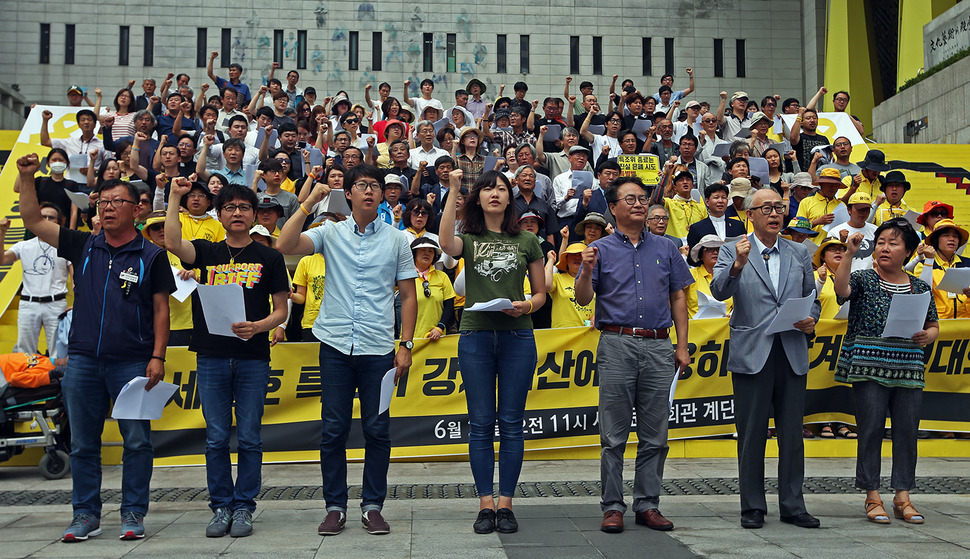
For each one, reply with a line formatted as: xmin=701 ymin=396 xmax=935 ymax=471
xmin=576 ymin=176 xmax=692 ymax=534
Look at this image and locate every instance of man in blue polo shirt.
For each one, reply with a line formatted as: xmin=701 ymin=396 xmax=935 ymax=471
xmin=207 ymin=51 xmax=252 ymax=104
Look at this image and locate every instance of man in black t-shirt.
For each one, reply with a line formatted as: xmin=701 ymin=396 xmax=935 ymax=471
xmin=790 ymin=107 xmax=831 ymax=172
xmin=17 ymin=157 xmax=174 ymax=543
xmin=164 ymin=179 xmax=290 ymax=539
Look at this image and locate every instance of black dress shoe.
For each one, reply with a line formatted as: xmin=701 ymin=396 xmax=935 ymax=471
xmin=780 ymin=512 xmax=820 ymax=528
xmin=741 ymin=510 xmax=765 ymax=529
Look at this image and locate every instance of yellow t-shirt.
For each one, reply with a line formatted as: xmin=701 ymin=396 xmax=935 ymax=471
xmin=549 ymin=271 xmax=594 ymax=328
xmin=838 ymin=174 xmax=881 ymax=200
xmin=165 ymin=252 xmax=194 ymax=332
xmin=280 ymin=177 xmax=297 ymax=194
xmin=871 ymin=200 xmax=909 ymax=227
xmin=293 ymin=253 xmax=326 ymax=329
xmin=815 ymin=268 xmax=840 ymax=320
xmin=685 ymin=266 xmax=733 ymax=318
xmin=799 ymin=193 xmax=844 ymax=243
xmin=664 ymin=196 xmax=708 ymax=239
xmin=915 ymin=255 xmax=970 ymax=320
xmin=179 ymin=212 xmax=226 ymax=242
xmin=414 ymin=269 xmax=455 ymax=337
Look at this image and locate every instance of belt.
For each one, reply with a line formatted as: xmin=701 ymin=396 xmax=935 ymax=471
xmin=22 ymin=293 xmax=67 ymax=303
xmin=601 ymin=324 xmax=669 ymax=339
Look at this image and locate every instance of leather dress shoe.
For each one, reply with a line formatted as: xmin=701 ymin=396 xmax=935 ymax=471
xmin=741 ymin=510 xmax=765 ymax=529
xmin=635 ymin=509 xmax=673 ymax=531
xmin=601 ymin=510 xmax=623 ymax=533
xmin=780 ymin=512 xmax=820 ymax=528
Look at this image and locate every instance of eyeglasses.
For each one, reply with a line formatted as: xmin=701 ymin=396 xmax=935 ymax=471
xmin=411 ymin=210 xmax=429 ymax=217
xmin=343 ymin=118 xmax=359 ymax=124
xmin=276 ymin=159 xmax=291 ymax=165
xmin=928 ymin=210 xmax=949 ymax=218
xmin=422 ymin=280 xmax=431 ymax=298
xmin=647 ymin=215 xmax=670 ymax=222
xmin=607 ymin=118 xmax=622 ymax=123
xmin=764 ymin=103 xmax=776 ymax=108
xmin=833 ymin=142 xmax=851 ymax=148
xmin=147 ymin=224 xmax=164 ymax=231
xmin=344 ymin=153 xmax=362 ymax=160
xmin=620 ymin=195 xmax=650 ymax=206
xmin=96 ymin=198 xmax=136 ymax=209
xmin=756 ymin=204 xmax=787 ymax=215
xmin=222 ymin=203 xmax=253 ymax=213
xmin=702 ymin=118 xmax=717 ymax=123
xmin=352 ymin=181 xmax=382 ymax=191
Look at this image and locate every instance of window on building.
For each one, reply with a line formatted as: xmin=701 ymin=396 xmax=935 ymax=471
xmin=423 ymin=33 xmax=433 ymax=72
xmin=714 ymin=38 xmax=724 ymax=78
xmin=592 ymin=36 xmax=603 ymax=75
xmin=273 ymin=29 xmax=284 ymax=68
xmin=40 ymin=23 xmax=49 ymax=64
xmin=569 ymin=36 xmax=580 ymax=75
xmin=520 ymin=35 xmax=530 ymax=74
xmin=446 ymin=33 xmax=457 ymax=73
xmin=143 ymin=26 xmax=154 ymax=67
xmin=119 ymin=26 xmax=130 ymax=67
xmin=65 ymin=24 xmax=75 ymax=65
xmin=497 ymin=34 xmax=507 ymax=73
xmin=642 ymin=37 xmax=651 ymax=75
xmin=349 ymin=31 xmax=359 ymax=71
xmin=221 ymin=29 xmax=232 ymax=68
xmin=664 ymin=37 xmax=674 ymax=76
xmin=736 ymin=38 xmax=746 ymax=78
xmin=372 ymin=32 xmax=382 ymax=71
xmin=297 ymin=30 xmax=307 ymax=69
xmin=196 ymin=28 xmax=207 ymax=68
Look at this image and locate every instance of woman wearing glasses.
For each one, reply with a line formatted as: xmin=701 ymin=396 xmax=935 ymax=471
xmin=438 ymin=169 xmax=545 ymax=535
xmin=580 ymin=109 xmax=624 ymax=159
xmin=834 ymin=220 xmax=939 ymax=525
xmin=402 ymin=199 xmax=437 ymax=245
xmin=410 ymin=238 xmax=455 ymax=341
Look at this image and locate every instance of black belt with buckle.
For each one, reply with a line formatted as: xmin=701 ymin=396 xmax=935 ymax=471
xmin=601 ymin=324 xmax=670 ymax=339
xmin=22 ymin=293 xmax=68 ymax=303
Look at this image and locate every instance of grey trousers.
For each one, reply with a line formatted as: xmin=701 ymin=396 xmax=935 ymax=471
xmin=598 ymin=331 xmax=675 ymax=514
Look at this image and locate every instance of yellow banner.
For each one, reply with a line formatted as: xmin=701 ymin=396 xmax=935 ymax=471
xmin=617 ymin=154 xmax=662 ymax=186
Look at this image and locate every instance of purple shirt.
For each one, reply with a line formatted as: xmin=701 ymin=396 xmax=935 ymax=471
xmin=580 ymin=228 xmax=693 ymax=330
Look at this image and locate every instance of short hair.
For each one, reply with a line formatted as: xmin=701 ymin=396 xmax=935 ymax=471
xmin=39 ymin=202 xmax=64 ymax=223
xmin=513 ymin=164 xmax=536 ymax=179
xmin=434 ymin=155 xmax=455 ymax=168
xmin=704 ymin=182 xmax=730 ymax=199
xmin=596 ymin=160 xmax=621 ymax=175
xmin=415 ymin=119 xmax=435 ymax=134
xmin=658 ymin=85 xmax=672 ymax=94
xmin=618 ymin=129 xmax=638 ymax=143
xmin=345 ymin=163 xmax=385 ymax=188
xmin=389 ymin=139 xmax=410 ymax=153
xmin=342 ymin=146 xmax=364 ymax=159
xmin=419 ymin=78 xmax=434 ymax=89
xmin=728 ymin=157 xmax=749 ymax=170
xmin=403 ymin=198 xmax=434 ymax=228
xmin=604 ymin=176 xmax=647 ymax=204
xmin=515 ymin=143 xmax=537 ymax=159
xmin=782 ymin=97 xmax=799 ymax=111
xmin=436 ymin=127 xmax=455 ymax=142
xmin=287 ymin=70 xmax=300 ymax=79
xmin=562 ymin=126 xmax=579 ymax=139
xmin=228 ymin=114 xmax=249 ymax=128
xmin=267 ymin=78 xmax=282 ymax=89
xmin=679 ymin=134 xmax=697 ymax=147
xmin=176 ymin=73 xmax=189 ymax=82
xmin=133 ymin=109 xmax=156 ymax=127
xmin=378 ymin=82 xmax=391 ymax=90
xmin=660 ymin=74 xmax=673 ymax=83
xmin=513 ymin=81 xmax=528 ymax=92
xmin=166 ymin=91 xmax=184 ymax=103
xmin=221 ymin=86 xmax=238 ymax=98
xmin=228 ymin=62 xmax=243 ymax=72
xmin=76 ymin=108 xmax=96 ymax=122
xmin=272 ymin=90 xmax=289 ymax=102
xmin=510 ymin=107 xmax=529 ymax=118
xmin=223 ymin=138 xmax=246 ymax=153
xmin=729 ymin=141 xmax=750 ymax=158
xmin=255 ymin=106 xmax=274 ymax=120
xmin=98 ymin=178 xmax=140 ymax=203
xmin=833 ymin=91 xmax=850 ymax=101
xmin=277 ymin=122 xmax=298 ymax=136
xmin=579 ymin=81 xmax=594 ymax=90
xmin=215 ymin=184 xmax=257 ymax=214
xmin=876 ymin=218 xmax=920 ymax=255
xmin=455 ymin=89 xmax=468 ymax=98
xmin=258 ymin=158 xmax=284 ymax=173
xmin=542 ymin=97 xmax=558 ymax=107
xmin=802 ymin=108 xmax=818 ymax=118
xmin=744 ymin=188 xmax=779 ymax=210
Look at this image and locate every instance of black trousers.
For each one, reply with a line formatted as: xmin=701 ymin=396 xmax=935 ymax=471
xmin=732 ymin=336 xmax=808 ymax=516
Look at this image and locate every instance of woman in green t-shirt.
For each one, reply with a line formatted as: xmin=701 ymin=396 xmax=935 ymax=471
xmin=439 ymin=169 xmax=546 ymax=536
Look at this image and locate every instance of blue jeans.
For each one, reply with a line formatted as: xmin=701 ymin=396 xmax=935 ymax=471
xmin=62 ymin=354 xmax=153 ymax=516
xmin=457 ymin=330 xmax=537 ymax=498
xmin=318 ymin=342 xmax=393 ymax=513
xmin=196 ymin=356 xmax=270 ymax=513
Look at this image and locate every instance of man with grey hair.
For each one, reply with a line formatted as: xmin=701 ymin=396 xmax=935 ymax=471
xmin=711 ymin=188 xmax=820 ymax=530
xmin=409 ymin=120 xmax=448 ymax=184
xmin=538 ymin=126 xmax=593 ymax=178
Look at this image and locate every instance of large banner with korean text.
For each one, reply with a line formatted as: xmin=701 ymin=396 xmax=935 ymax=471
xmin=139 ymin=319 xmax=970 ymax=466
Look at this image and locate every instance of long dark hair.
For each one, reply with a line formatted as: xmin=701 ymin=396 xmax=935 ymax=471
xmin=459 ymin=171 xmax=520 ymax=236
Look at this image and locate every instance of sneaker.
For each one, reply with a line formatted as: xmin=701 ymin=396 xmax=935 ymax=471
xmin=361 ymin=510 xmax=390 ymax=535
xmin=206 ymin=507 xmax=233 ymax=538
xmin=318 ymin=510 xmax=346 ymax=536
xmin=473 ymin=509 xmax=496 ymax=534
xmin=229 ymin=509 xmax=253 ymax=538
xmin=62 ymin=513 xmax=102 ymax=542
xmin=495 ymin=508 xmax=518 ymax=533
xmin=120 ymin=511 xmax=145 ymax=540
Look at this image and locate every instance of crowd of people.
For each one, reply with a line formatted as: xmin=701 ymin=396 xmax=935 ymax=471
xmin=9 ymin=56 xmax=959 ymax=543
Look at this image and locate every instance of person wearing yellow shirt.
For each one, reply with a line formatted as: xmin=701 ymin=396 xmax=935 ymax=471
xmin=782 ymin=216 xmax=820 ymax=245
xmin=663 ymin=169 xmax=708 ymax=239
xmin=142 ymin=211 xmax=194 ymax=345
xmin=800 ymin=168 xmax=845 ymax=242
xmin=179 ymin=182 xmax=226 ymax=242
xmin=292 ymin=245 xmax=327 ymax=342
xmin=838 ymin=149 xmax=889 ymax=204
xmin=685 ymin=235 xmax=732 ymax=318
xmin=410 ymin=238 xmax=455 ymax=340
xmin=812 ymin=237 xmax=847 ymax=320
xmin=914 ymin=219 xmax=970 ymax=320
xmin=870 ymin=170 xmax=910 ymax=227
xmin=544 ymin=243 xmax=594 ymax=328
xmin=724 ymin=177 xmax=755 ymax=234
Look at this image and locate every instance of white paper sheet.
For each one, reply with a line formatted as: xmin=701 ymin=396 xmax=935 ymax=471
xmin=769 ymin=140 xmax=792 ymax=155
xmin=542 ymin=124 xmax=562 ymax=141
xmin=881 ymin=291 xmax=931 ymax=339
xmin=196 ymin=283 xmax=247 ymax=338
xmin=748 ymin=157 xmax=769 ymax=184
xmin=379 ymin=367 xmax=396 ymax=414
xmin=822 ymin=204 xmax=850 ymax=233
xmin=466 ymin=298 xmax=515 ymax=312
xmin=111 ymin=377 xmax=179 ymax=420
xmin=66 ymin=154 xmax=89 ymax=182
xmin=834 ymin=302 xmax=850 ymax=320
xmin=64 ymin=188 xmax=90 ymax=209
xmin=632 ymin=119 xmax=653 ymax=141
xmin=764 ymin=289 xmax=817 ymax=335
xmin=694 ymin=290 xmax=728 ymax=319
xmin=588 ymin=124 xmax=606 ymax=135
xmin=571 ymin=171 xmax=594 ymax=189
xmin=712 ymin=142 xmax=732 ymax=158
xmin=323 ymin=188 xmax=352 ymax=216
xmin=936 ymin=267 xmax=970 ymax=294
xmin=901 ymin=210 xmax=921 ymax=230
xmin=669 ymin=366 xmax=683 ymax=409
xmin=170 ymin=266 xmax=198 ymax=303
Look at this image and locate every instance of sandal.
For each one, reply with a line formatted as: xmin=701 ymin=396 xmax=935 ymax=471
xmin=837 ymin=426 xmax=858 ymax=439
xmin=865 ymin=499 xmax=890 ymax=524
xmin=893 ymin=500 xmax=924 ymax=524
xmin=820 ymin=425 xmax=836 ymax=439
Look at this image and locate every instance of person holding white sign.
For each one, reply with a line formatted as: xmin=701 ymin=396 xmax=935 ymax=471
xmin=913 ymin=219 xmax=970 ymax=319
xmin=800 ymin=168 xmax=847 ymax=241
xmin=834 ymin=221 xmax=939 ymax=526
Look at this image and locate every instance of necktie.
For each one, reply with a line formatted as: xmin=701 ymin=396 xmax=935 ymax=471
xmin=762 ymin=248 xmax=772 ymax=264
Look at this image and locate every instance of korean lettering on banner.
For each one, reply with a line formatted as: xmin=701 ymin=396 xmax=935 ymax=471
xmin=617 ymin=154 xmax=662 ymax=185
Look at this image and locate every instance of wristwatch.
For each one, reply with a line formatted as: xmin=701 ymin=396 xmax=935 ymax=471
xmin=401 ymin=340 xmax=414 ymax=350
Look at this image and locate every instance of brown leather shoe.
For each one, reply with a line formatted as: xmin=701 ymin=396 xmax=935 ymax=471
xmin=635 ymin=508 xmax=673 ymax=531
xmin=362 ymin=510 xmax=390 ymax=535
xmin=317 ymin=510 xmax=346 ymax=535
xmin=601 ymin=510 xmax=624 ymax=533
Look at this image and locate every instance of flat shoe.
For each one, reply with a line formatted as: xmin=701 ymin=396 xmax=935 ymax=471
xmin=819 ymin=425 xmax=835 ymax=439
xmin=837 ymin=426 xmax=857 ymax=439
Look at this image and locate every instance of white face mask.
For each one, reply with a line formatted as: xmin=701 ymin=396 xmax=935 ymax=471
xmin=50 ymin=161 xmax=68 ymax=174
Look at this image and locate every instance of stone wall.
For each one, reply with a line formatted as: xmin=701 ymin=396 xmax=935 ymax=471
xmin=871 ymin=54 xmax=970 ymax=144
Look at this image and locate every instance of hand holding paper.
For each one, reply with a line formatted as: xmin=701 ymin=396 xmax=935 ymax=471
xmin=111 ymin=377 xmax=179 ymax=420
xmin=764 ymin=290 xmax=816 ymax=335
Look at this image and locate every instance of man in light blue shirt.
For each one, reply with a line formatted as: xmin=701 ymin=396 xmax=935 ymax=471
xmin=277 ymin=164 xmax=417 ymax=537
